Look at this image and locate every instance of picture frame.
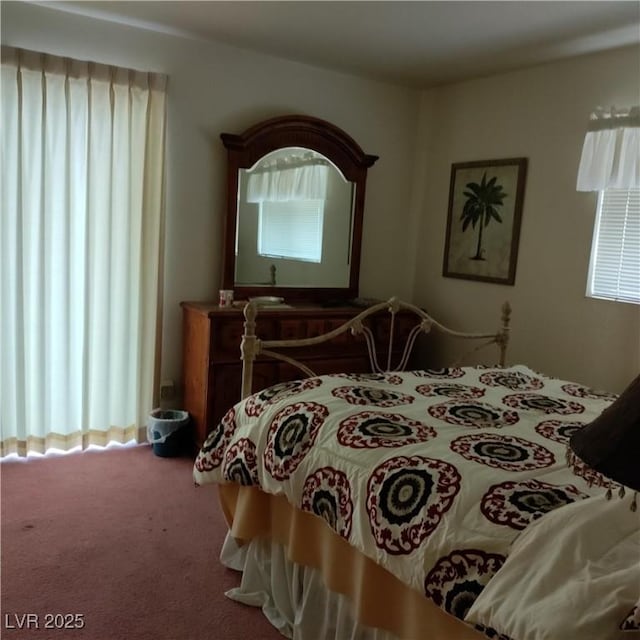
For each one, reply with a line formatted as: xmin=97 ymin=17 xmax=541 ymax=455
xmin=442 ymin=157 xmax=528 ymax=285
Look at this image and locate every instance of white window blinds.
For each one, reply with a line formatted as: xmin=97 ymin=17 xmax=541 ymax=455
xmin=587 ymin=189 xmax=640 ymax=304
xmin=258 ymin=199 xmax=324 ymax=263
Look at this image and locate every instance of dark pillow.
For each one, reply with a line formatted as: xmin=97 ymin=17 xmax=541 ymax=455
xmin=569 ymin=374 xmax=640 ymax=492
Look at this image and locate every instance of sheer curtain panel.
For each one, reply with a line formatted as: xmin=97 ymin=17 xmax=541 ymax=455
xmin=0 ymin=46 xmax=167 ymax=456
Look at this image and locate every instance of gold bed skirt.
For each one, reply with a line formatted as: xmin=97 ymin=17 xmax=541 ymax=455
xmin=218 ymin=484 xmax=484 ymax=640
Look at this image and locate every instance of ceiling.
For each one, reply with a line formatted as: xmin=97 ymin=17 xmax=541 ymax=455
xmin=36 ymin=1 xmax=640 ymax=87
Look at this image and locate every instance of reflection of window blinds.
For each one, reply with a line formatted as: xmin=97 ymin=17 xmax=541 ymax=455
xmin=587 ymin=188 xmax=640 ymax=304
xmin=258 ymin=200 xmax=324 ymax=263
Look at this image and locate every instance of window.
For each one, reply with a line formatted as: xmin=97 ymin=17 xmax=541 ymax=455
xmin=258 ymin=199 xmax=324 ymax=263
xmin=587 ymin=188 xmax=640 ymax=304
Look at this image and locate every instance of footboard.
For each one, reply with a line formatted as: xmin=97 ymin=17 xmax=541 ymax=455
xmin=240 ymin=297 xmax=511 ymax=399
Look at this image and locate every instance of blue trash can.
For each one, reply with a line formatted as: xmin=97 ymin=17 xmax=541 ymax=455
xmin=147 ymin=409 xmax=190 ymax=457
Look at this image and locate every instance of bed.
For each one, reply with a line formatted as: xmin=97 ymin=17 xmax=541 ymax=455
xmin=193 ymin=298 xmax=639 ymax=640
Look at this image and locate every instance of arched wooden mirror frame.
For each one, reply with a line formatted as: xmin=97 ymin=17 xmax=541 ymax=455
xmin=220 ymin=115 xmax=378 ymax=302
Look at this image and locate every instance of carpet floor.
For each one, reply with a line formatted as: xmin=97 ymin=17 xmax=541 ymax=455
xmin=1 ymin=445 xmax=284 ymax=640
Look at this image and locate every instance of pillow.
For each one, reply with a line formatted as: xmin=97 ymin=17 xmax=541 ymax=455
xmin=465 ymin=493 xmax=640 ymax=640
xmin=569 ymin=374 xmax=640 ymax=492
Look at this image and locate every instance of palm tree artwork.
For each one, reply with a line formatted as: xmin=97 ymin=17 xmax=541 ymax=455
xmin=459 ymin=172 xmax=507 ymax=261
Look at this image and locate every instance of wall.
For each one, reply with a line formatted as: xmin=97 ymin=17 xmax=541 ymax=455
xmin=3 ymin=3 xmax=638 ymax=397
xmin=2 ymin=1 xmax=420 ymax=398
xmin=412 ymin=45 xmax=640 ymax=392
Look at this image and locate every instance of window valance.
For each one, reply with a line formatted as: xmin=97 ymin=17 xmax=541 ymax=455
xmin=246 ymin=153 xmax=329 ymax=202
xmin=576 ymin=106 xmax=640 ymax=191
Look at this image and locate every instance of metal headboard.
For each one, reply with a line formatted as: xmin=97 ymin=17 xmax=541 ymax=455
xmin=240 ymin=297 xmax=511 ymax=399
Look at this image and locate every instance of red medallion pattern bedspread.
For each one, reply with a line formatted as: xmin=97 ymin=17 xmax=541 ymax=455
xmin=193 ymin=365 xmax=615 ymax=623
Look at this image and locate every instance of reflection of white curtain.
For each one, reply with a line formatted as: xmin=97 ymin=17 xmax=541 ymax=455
xmin=0 ymin=46 xmax=167 ymax=456
xmin=247 ymin=162 xmax=329 ymax=202
xmin=576 ymin=106 xmax=640 ymax=191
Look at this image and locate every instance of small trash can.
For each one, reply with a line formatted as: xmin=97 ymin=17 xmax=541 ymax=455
xmin=147 ymin=409 xmax=190 ymax=457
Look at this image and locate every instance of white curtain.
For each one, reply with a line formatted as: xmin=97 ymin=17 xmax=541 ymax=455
xmin=576 ymin=106 xmax=640 ymax=191
xmin=247 ymin=155 xmax=329 ymax=203
xmin=0 ymin=46 xmax=167 ymax=457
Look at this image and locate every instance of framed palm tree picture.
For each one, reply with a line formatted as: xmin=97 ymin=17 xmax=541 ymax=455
xmin=443 ymin=157 xmax=528 ymax=285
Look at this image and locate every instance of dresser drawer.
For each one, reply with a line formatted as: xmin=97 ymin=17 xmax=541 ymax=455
xmin=207 ymin=362 xmax=276 ymax=433
xmin=210 ymin=316 xmax=277 ymax=361
xmin=279 ymin=316 xmax=362 ymax=351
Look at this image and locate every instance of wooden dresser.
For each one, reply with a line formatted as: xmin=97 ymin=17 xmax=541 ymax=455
xmin=181 ymin=302 xmax=416 ymax=447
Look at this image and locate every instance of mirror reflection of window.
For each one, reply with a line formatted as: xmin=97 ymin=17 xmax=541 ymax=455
xmin=258 ymin=199 xmax=324 ymax=263
xmin=235 ymin=147 xmax=354 ymax=288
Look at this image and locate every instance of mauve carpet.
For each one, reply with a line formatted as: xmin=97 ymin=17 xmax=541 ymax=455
xmin=0 ymin=445 xmax=283 ymax=640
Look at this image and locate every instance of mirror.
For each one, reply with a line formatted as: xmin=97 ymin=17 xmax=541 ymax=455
xmin=221 ymin=115 xmax=378 ymax=302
